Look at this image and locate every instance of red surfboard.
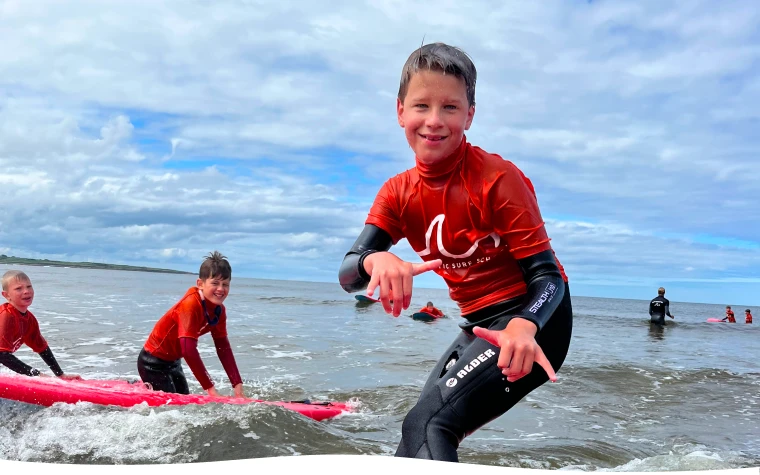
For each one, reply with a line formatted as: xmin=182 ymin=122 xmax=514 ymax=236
xmin=0 ymin=374 xmax=350 ymax=421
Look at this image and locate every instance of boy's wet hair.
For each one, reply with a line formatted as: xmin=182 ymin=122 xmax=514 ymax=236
xmin=398 ymin=42 xmax=477 ymax=107
xmin=427 ymin=301 xmax=434 ymax=306
xmin=199 ymin=251 xmax=232 ymax=281
xmin=2 ymin=270 xmax=31 ymax=292
xmin=657 ymin=287 xmax=665 ymax=295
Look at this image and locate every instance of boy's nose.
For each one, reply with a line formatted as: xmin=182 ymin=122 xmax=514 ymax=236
xmin=425 ymin=110 xmax=444 ymax=128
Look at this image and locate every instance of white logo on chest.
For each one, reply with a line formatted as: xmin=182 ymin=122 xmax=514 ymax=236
xmin=416 ymin=214 xmax=500 ymax=259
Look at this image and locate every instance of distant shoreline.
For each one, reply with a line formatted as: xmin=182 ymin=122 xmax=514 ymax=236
xmin=0 ymin=255 xmax=193 ymax=275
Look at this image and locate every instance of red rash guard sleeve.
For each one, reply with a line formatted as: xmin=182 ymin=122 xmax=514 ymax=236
xmin=213 ymin=336 xmax=242 ymax=387
xmin=366 ymin=180 xmax=406 ymax=244
xmin=486 ymin=165 xmax=552 ymax=260
xmin=179 ymin=337 xmax=213 ymax=390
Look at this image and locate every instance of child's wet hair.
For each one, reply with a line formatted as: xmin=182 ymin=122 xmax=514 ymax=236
xmin=199 ymin=251 xmax=232 ymax=281
xmin=398 ymin=42 xmax=477 ymax=106
xmin=1 ymin=270 xmax=31 ymax=292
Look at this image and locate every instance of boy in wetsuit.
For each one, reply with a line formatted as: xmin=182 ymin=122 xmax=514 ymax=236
xmin=649 ymin=287 xmax=675 ymax=325
xmin=745 ymin=309 xmax=752 ymax=324
xmin=722 ymin=306 xmax=736 ymax=323
xmin=0 ymin=270 xmax=80 ymax=379
xmin=339 ymin=43 xmax=572 ymax=462
xmin=138 ymin=251 xmax=245 ymax=397
xmin=419 ymin=302 xmax=444 ymax=318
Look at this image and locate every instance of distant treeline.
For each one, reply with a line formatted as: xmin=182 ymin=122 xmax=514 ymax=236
xmin=0 ymin=255 xmax=192 ymax=275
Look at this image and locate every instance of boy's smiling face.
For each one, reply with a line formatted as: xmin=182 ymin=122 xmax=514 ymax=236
xmin=397 ymin=69 xmax=475 ymax=165
xmin=197 ymin=275 xmax=230 ymax=306
xmin=2 ymin=278 xmax=35 ymax=313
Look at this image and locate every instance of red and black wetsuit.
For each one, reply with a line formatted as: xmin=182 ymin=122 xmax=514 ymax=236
xmin=138 ymin=287 xmax=242 ymax=394
xmin=0 ymin=303 xmax=64 ymax=376
xmin=745 ymin=312 xmax=752 ymax=324
xmin=726 ymin=309 xmax=736 ymax=323
xmin=339 ymin=137 xmax=572 ymax=462
xmin=420 ymin=307 xmax=444 ymax=318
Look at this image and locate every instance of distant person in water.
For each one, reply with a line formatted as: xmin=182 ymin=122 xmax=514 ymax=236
xmin=722 ymin=306 xmax=736 ymax=323
xmin=138 ymin=251 xmax=245 ymax=397
xmin=649 ymin=287 xmax=675 ymax=325
xmin=0 ymin=270 xmax=81 ymax=379
xmin=744 ymin=309 xmax=752 ymax=324
xmin=419 ymin=302 xmax=444 ymax=318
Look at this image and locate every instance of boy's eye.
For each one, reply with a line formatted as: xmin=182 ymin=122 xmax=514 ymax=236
xmin=414 ymin=104 xmax=428 ymax=109
xmin=444 ymin=105 xmax=457 ymax=110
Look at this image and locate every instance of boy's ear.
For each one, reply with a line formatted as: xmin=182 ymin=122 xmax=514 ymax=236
xmin=196 ymin=278 xmax=204 ymax=288
xmin=397 ymin=98 xmax=405 ymax=128
xmin=464 ymin=105 xmax=475 ymax=130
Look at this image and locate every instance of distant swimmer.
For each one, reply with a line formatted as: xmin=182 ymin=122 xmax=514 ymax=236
xmin=745 ymin=309 xmax=752 ymax=324
xmin=721 ymin=306 xmax=736 ymax=323
xmin=419 ymin=301 xmax=444 ymax=318
xmin=649 ymin=287 xmax=675 ymax=325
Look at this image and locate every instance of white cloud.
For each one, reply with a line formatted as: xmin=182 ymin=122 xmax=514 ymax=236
xmin=0 ymin=0 xmax=758 ymax=302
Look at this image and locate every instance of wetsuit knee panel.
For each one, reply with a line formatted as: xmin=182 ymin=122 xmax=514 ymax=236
xmin=402 ymin=385 xmax=445 ymax=438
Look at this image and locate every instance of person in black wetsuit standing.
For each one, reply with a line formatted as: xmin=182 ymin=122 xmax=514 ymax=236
xmin=649 ymin=287 xmax=675 ymax=325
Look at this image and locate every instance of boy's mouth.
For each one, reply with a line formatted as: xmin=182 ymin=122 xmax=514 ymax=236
xmin=420 ymin=134 xmax=446 ymax=142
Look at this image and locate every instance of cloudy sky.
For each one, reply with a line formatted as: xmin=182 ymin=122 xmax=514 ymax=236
xmin=1 ymin=0 xmax=759 ymax=305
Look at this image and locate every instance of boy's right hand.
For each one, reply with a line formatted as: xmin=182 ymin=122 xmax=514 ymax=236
xmin=59 ymin=373 xmax=82 ymax=381
xmin=363 ymin=252 xmax=442 ymax=317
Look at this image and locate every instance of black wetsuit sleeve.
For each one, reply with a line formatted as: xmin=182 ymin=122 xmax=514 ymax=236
xmin=664 ymin=298 xmax=672 ymax=317
xmin=0 ymin=352 xmax=40 ymax=376
xmin=39 ymin=347 xmax=64 ymax=377
xmin=511 ymin=249 xmax=566 ymax=331
xmin=338 ymin=224 xmax=393 ymax=293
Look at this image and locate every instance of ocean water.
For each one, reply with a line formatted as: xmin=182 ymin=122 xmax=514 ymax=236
xmin=0 ymin=264 xmax=758 ymax=470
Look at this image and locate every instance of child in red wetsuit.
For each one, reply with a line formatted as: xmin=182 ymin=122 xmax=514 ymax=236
xmin=723 ymin=306 xmax=736 ymax=323
xmin=745 ymin=309 xmax=753 ymax=324
xmin=339 ymin=43 xmax=572 ymax=462
xmin=0 ymin=270 xmax=80 ymax=379
xmin=138 ymin=251 xmax=245 ymax=397
xmin=419 ymin=302 xmax=444 ymax=318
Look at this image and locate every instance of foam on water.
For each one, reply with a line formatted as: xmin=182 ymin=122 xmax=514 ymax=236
xmin=577 ymin=445 xmax=754 ymax=472
xmin=2 ymin=266 xmax=759 ymax=469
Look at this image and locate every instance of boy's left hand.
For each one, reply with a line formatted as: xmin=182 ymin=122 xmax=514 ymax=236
xmin=232 ymin=383 xmax=246 ymax=398
xmin=472 ymin=318 xmax=557 ymax=383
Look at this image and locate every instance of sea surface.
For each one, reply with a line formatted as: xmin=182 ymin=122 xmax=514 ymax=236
xmin=0 ymin=264 xmax=758 ymax=470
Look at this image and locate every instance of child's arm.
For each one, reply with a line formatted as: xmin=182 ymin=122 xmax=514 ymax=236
xmin=473 ymin=250 xmax=565 ymax=383
xmin=339 ymin=224 xmax=393 ymax=293
xmin=179 ymin=337 xmax=218 ymax=396
xmin=0 ymin=352 xmax=40 ymax=376
xmin=340 ymin=224 xmax=441 ymax=317
xmin=38 ymin=347 xmax=64 ymax=376
xmin=213 ymin=336 xmax=244 ymax=398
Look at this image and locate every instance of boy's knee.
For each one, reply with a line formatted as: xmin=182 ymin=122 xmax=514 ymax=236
xmin=401 ymin=388 xmax=444 ymax=440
